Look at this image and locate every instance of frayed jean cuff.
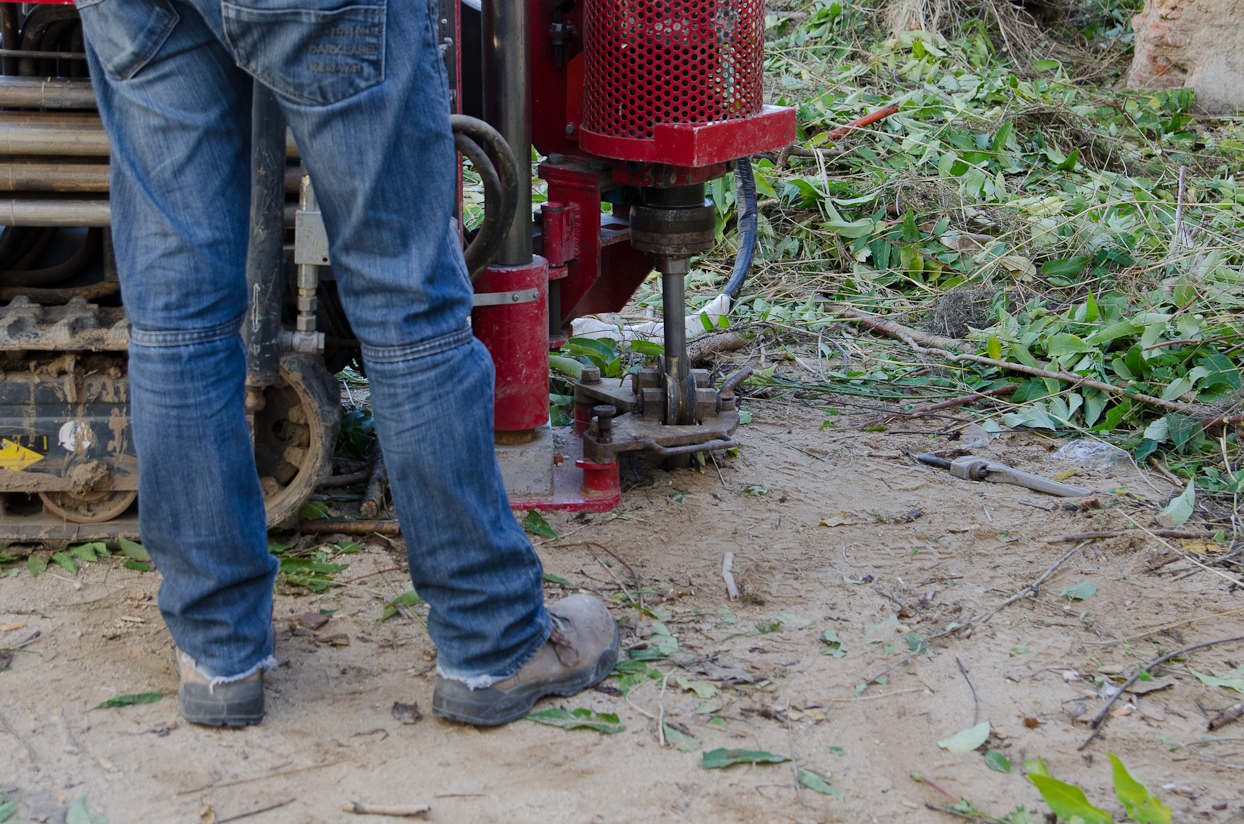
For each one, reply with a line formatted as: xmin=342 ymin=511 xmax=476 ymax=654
xmin=435 ymin=616 xmax=552 ymax=691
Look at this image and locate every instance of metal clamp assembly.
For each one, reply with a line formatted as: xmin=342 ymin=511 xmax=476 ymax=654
xmin=918 ymin=452 xmax=1091 ymax=497
xmin=472 ymin=288 xmax=541 ymax=307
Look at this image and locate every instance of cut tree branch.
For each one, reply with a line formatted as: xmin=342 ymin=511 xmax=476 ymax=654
xmin=835 ymin=307 xmax=1208 ymax=419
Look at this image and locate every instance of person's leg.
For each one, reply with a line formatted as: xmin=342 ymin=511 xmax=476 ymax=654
xmin=77 ymin=0 xmax=277 ymax=685
xmin=201 ymin=0 xmax=552 ymax=685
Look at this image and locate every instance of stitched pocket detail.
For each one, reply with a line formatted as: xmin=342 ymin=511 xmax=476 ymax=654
xmin=222 ymin=2 xmax=386 ymax=106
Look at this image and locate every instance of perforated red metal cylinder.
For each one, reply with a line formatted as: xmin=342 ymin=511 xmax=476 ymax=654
xmin=581 ymin=0 xmax=764 ymax=141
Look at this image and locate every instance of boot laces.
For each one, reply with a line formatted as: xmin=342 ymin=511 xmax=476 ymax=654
xmin=548 ymin=616 xmax=580 ymax=667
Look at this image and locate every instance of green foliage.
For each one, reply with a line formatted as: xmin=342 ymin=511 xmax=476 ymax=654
xmin=1059 ymin=581 xmax=1097 ymax=601
xmin=269 ymin=540 xmax=350 ymax=593
xmin=520 ymin=510 xmax=558 ymax=539
xmin=699 ymin=748 xmax=790 ymax=769
xmin=338 ymin=407 xmax=376 ymax=460
xmin=526 ymin=707 xmax=625 ymax=734
xmin=1027 ymin=754 xmax=1171 ymax=823
xmin=89 ymin=692 xmax=163 ymax=711
xmin=1109 ymin=754 xmax=1172 ymax=824
xmin=380 ymin=588 xmax=423 ymax=621
xmin=798 ymin=768 xmax=844 ymax=800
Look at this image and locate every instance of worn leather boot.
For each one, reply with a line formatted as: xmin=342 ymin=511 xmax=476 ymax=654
xmin=432 ymin=594 xmax=619 ymax=726
xmin=174 ymin=649 xmax=265 ymax=727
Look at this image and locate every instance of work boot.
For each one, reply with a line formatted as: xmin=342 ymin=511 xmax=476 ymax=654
xmin=174 ymin=649 xmax=265 ymax=727
xmin=432 ymin=594 xmax=619 ymax=726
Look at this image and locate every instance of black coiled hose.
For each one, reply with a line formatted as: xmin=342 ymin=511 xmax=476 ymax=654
xmin=450 ymin=114 xmax=519 ymax=281
xmin=719 ymin=156 xmax=758 ymax=302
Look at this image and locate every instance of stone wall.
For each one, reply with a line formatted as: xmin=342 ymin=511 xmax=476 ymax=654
xmin=1129 ymin=0 xmax=1244 ymax=113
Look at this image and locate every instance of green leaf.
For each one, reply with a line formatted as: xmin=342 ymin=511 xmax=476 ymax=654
xmin=675 ymin=677 xmax=721 ymax=699
xmin=662 ymin=723 xmax=701 ymax=752
xmin=1024 ymin=758 xmax=1051 ymax=777
xmin=0 ymin=797 xmax=17 ymax=823
xmin=89 ymin=691 xmax=163 ymax=711
xmin=822 ymin=218 xmax=876 ymax=238
xmin=1109 ymin=753 xmax=1171 ymax=824
xmin=69 ymin=543 xmax=103 ymax=563
xmin=123 ymin=560 xmax=151 ymax=572
xmin=51 ymin=552 xmax=78 ymax=575
xmin=1041 ymin=256 xmax=1090 ymax=280
xmin=542 ymin=573 xmax=573 ymax=587
xmin=937 ymin=721 xmax=990 ymax=753
xmin=27 ymin=555 xmax=47 ymax=577
xmin=299 ymin=501 xmax=330 ymax=520
xmin=798 ymin=768 xmax=844 ymax=800
xmin=1034 ymin=58 xmax=1060 ymax=71
xmin=1059 ymin=581 xmax=1097 ymax=601
xmin=628 ymin=340 xmax=664 ymax=357
xmin=381 ymin=588 xmax=424 ymax=621
xmin=820 ymin=629 xmax=848 ymax=658
xmin=1028 ymin=774 xmax=1111 ymax=824
xmin=987 ymin=335 xmax=1002 ymax=361
xmin=700 ymin=748 xmax=790 ymax=769
xmin=985 ymin=749 xmax=1012 ymax=773
xmin=1190 ymin=666 xmax=1244 ymax=693
xmin=902 ymin=210 xmax=920 ymax=242
xmin=1046 ymin=333 xmax=1093 ymax=358
xmin=520 ymin=510 xmax=558 ymax=539
xmin=1160 ymin=479 xmax=1195 ymax=525
xmin=526 ymin=707 xmax=624 ymax=734
xmin=66 ymin=796 xmax=108 ymax=824
xmin=1056 ymin=148 xmax=1080 ymax=171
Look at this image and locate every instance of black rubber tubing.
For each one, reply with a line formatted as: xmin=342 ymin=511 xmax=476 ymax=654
xmin=719 ymin=156 xmax=758 ymax=302
xmin=450 ymin=114 xmax=519 ymax=282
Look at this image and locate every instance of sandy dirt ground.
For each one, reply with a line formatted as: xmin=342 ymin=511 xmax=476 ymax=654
xmin=3 ymin=402 xmax=1244 ymax=824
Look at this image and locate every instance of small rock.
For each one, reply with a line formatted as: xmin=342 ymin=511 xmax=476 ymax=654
xmin=391 ymin=701 xmax=423 ymax=725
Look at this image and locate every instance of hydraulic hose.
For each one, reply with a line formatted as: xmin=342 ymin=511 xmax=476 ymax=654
xmin=450 ymin=114 xmax=519 ymax=281
xmin=719 ymin=156 xmax=757 ymax=303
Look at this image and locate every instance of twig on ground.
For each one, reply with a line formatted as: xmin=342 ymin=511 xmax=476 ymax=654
xmin=558 ymin=541 xmax=644 ymax=611
xmin=1120 ymin=512 xmax=1244 ymax=590
xmin=1209 ymin=703 xmax=1244 ymax=731
xmin=0 ymin=712 xmax=36 ymax=761
xmin=295 ymin=519 xmax=401 ymax=536
xmin=216 ymin=798 xmax=296 ymax=823
xmin=925 ymin=803 xmax=1005 ymax=824
xmin=859 ymin=385 xmax=1018 ymax=427
xmin=317 ymin=466 xmax=374 ymax=489
xmin=823 ymin=688 xmax=928 ymax=702
xmin=960 ymin=543 xmax=1086 ymax=637
xmin=722 ymin=552 xmax=741 ymax=600
xmin=1045 ymin=528 xmax=1210 ymax=543
xmin=342 ymin=801 xmax=430 ymax=818
xmin=956 ymin=657 xmax=979 ymax=727
xmin=1080 ymin=635 xmax=1244 ymax=750
xmin=359 ymin=454 xmax=389 ymax=518
xmin=176 ymin=761 xmax=341 ymax=795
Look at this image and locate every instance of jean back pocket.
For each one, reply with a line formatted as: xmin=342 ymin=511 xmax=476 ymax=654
xmin=222 ymin=1 xmax=386 ymax=106
xmin=75 ymin=0 xmax=179 ymax=81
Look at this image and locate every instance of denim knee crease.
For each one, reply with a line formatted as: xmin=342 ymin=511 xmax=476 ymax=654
xmin=360 ymin=325 xmax=473 ymax=364
xmin=128 ymin=314 xmax=245 ymax=348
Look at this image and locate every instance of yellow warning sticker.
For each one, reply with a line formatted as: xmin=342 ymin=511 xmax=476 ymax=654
xmin=0 ymin=438 xmax=43 ymax=471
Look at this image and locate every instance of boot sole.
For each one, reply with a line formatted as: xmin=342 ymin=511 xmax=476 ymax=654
xmin=432 ymin=624 xmax=620 ymax=726
xmin=178 ymin=683 xmax=265 ymax=727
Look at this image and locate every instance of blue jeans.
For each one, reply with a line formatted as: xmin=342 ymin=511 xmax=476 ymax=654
xmin=76 ymin=0 xmax=551 ymax=685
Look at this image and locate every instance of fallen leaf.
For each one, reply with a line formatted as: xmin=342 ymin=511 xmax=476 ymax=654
xmin=381 ymin=588 xmax=423 ymax=621
xmin=391 ymin=701 xmax=423 ymax=725
xmin=199 ymin=802 xmax=215 ymax=824
xmin=662 ymin=723 xmax=700 ymax=752
xmin=66 ymin=795 xmax=108 ymax=824
xmin=819 ymin=630 xmax=847 ymax=659
xmin=89 ymin=692 xmax=163 ymax=711
xmin=1191 ymin=666 xmax=1244 ymax=694
xmin=118 ymin=538 xmax=150 ymax=562
xmin=984 ymin=749 xmax=1011 ymax=773
xmin=937 ymin=721 xmax=990 ymax=753
xmin=1022 ymin=717 xmax=1041 ymax=729
xmin=798 ymin=768 xmax=844 ymax=800
xmin=1053 ymin=469 xmax=1079 ymax=481
xmin=520 ymin=510 xmax=557 ymax=539
xmin=700 ymin=748 xmax=790 ymax=769
xmin=1182 ymin=540 xmax=1222 ymax=555
xmin=296 ymin=612 xmax=330 ymax=630
xmin=525 ymin=707 xmax=624 ymax=733
xmin=674 ymin=677 xmax=720 ymax=699
xmin=317 ymin=633 xmax=350 ymax=647
xmin=819 ymin=515 xmax=854 ymax=527
xmin=695 ymin=694 xmax=731 ymax=715
xmin=1059 ymin=581 xmax=1097 ymax=601
xmin=1124 ymin=679 xmax=1174 ymax=696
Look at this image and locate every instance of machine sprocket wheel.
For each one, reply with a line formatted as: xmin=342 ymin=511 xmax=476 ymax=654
xmin=255 ymin=353 xmax=340 ymax=529
xmin=39 ymin=489 xmax=137 ymax=524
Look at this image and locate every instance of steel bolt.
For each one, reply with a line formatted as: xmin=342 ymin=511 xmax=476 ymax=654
xmin=580 ymin=365 xmax=601 ymax=383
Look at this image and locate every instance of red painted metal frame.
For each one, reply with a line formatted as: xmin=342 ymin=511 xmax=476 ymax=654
xmin=472 ymin=257 xmax=551 ymax=431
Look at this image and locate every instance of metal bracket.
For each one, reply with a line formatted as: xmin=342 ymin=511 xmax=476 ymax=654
xmin=472 ymin=288 xmax=540 ymax=307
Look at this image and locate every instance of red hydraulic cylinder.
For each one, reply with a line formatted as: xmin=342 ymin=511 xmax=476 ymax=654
xmin=472 ymin=256 xmax=551 ymax=431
